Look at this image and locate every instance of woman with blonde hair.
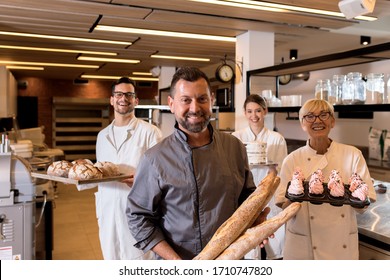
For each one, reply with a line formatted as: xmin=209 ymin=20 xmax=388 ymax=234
xmin=275 ymin=98 xmax=376 ymax=259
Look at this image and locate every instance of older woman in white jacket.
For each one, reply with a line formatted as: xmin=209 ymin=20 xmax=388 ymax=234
xmin=275 ymin=99 xmax=376 ymax=259
xmin=233 ymin=94 xmax=288 ymax=260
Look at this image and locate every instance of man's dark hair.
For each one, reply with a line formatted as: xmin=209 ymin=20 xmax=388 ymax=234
xmin=111 ymin=77 xmax=137 ymax=93
xmin=170 ymin=67 xmax=211 ymax=97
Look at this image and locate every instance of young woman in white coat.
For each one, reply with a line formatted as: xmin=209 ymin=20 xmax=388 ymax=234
xmin=275 ymin=99 xmax=376 ymax=259
xmin=232 ymin=94 xmax=288 ymax=259
xmin=95 ymin=77 xmax=162 ymax=259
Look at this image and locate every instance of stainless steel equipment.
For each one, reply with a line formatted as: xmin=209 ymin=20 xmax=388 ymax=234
xmin=357 ymin=180 xmax=390 ymax=260
xmin=28 ymin=156 xmax=54 ymax=260
xmin=0 ymin=152 xmax=35 ymax=260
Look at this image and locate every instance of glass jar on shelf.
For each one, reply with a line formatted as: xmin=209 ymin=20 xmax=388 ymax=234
xmin=315 ymin=79 xmax=331 ymax=101
xmin=365 ymin=73 xmax=385 ymax=104
xmin=343 ymin=72 xmax=366 ymax=105
xmin=329 ymin=74 xmax=345 ymax=105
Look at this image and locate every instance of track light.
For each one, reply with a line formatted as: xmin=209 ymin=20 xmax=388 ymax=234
xmin=338 ymin=0 xmax=376 ymax=20
xmin=290 ymin=49 xmax=298 ymax=60
xmin=360 ymin=36 xmax=371 ymax=45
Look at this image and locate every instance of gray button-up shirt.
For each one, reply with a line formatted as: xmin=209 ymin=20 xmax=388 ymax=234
xmin=127 ymin=123 xmax=255 ymax=259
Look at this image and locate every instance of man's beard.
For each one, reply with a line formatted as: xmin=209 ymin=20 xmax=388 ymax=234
xmin=178 ymin=111 xmax=211 ymax=133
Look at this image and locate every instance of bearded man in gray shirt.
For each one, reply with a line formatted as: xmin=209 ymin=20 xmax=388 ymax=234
xmin=127 ymin=66 xmax=268 ymax=260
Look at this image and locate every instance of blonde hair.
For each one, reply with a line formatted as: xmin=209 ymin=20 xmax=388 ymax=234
xmin=299 ymin=99 xmax=335 ymax=122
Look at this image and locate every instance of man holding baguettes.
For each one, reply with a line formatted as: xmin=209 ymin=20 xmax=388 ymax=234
xmin=126 ymin=67 xmax=275 ymax=260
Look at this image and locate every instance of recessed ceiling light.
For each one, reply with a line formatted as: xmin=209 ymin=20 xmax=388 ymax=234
xmin=290 ymin=49 xmax=298 ymax=60
xmin=151 ymin=54 xmax=210 ymax=62
xmin=0 ymin=60 xmax=99 ymax=68
xmin=95 ymin=25 xmax=236 ymax=42
xmin=6 ymin=65 xmax=44 ymax=70
xmin=0 ymin=31 xmax=132 ymax=45
xmin=0 ymin=45 xmax=117 ymax=56
xmin=132 ymin=72 xmax=153 ymax=76
xmin=81 ymin=74 xmax=159 ymax=81
xmin=77 ymin=56 xmax=140 ymax=64
xmin=360 ymin=36 xmax=371 ymax=45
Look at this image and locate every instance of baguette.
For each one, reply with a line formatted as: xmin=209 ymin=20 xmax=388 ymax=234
xmin=245 ymin=176 xmax=280 ymax=229
xmin=216 ymin=202 xmax=301 ymax=260
xmin=193 ymin=170 xmax=277 ymax=260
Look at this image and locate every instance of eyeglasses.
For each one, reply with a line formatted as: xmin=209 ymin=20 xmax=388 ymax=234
xmin=303 ymin=112 xmax=331 ymax=123
xmin=112 ymin=91 xmax=136 ymax=99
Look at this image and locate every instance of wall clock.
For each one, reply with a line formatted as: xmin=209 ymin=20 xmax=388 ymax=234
xmin=216 ymin=63 xmax=234 ymax=83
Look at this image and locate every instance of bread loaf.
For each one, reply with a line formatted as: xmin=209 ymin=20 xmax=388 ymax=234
xmin=193 ymin=170 xmax=277 ymax=260
xmin=71 ymin=159 xmax=93 ymax=165
xmin=94 ymin=161 xmax=120 ymax=177
xmin=68 ymin=163 xmax=103 ymax=180
xmin=47 ymin=160 xmax=73 ymax=177
xmin=216 ymin=202 xmax=301 ymax=260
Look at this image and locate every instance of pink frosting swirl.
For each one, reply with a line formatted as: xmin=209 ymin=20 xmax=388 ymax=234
xmin=349 ymin=172 xmax=363 ymax=192
xmin=351 ymin=183 xmax=368 ymax=201
xmin=288 ymin=177 xmax=304 ymax=195
xmin=328 ymin=169 xmax=344 ymax=197
xmin=292 ymin=167 xmax=305 ymax=181
xmin=309 ymin=169 xmax=324 ymax=195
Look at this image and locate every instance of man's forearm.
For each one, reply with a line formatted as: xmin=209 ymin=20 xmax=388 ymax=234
xmin=152 ymin=240 xmax=182 ymax=260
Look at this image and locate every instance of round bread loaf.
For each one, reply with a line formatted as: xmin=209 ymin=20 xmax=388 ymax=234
xmin=68 ymin=163 xmax=103 ymax=180
xmin=47 ymin=160 xmax=73 ymax=177
xmin=94 ymin=161 xmax=120 ymax=177
xmin=71 ymin=158 xmax=94 ymax=165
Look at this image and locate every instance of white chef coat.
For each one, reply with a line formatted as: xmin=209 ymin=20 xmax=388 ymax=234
xmin=232 ymin=126 xmax=288 ymax=259
xmin=275 ymin=141 xmax=376 ymax=260
xmin=95 ymin=117 xmax=162 ymax=260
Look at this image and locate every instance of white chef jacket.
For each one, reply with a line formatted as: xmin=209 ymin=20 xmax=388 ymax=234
xmin=95 ymin=117 xmax=162 ymax=260
xmin=275 ymin=141 xmax=376 ymax=260
xmin=232 ymin=126 xmax=288 ymax=259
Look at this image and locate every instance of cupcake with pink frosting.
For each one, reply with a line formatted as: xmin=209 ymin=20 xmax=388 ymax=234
xmin=309 ymin=169 xmax=324 ymax=196
xmin=348 ymin=173 xmax=369 ymax=201
xmin=328 ymin=169 xmax=345 ymax=198
xmin=288 ymin=167 xmax=305 ymax=196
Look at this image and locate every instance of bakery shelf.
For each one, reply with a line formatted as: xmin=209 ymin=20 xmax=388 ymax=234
xmin=52 ymin=97 xmax=110 ymax=161
xmin=247 ymin=42 xmax=390 ymax=80
xmin=268 ymin=104 xmax=390 ymax=113
xmin=246 ymin=42 xmax=390 ymax=115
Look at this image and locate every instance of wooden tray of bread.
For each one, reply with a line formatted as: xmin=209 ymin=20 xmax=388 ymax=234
xmin=31 ymin=172 xmax=132 ymax=185
xmin=32 ymin=159 xmax=132 ymax=185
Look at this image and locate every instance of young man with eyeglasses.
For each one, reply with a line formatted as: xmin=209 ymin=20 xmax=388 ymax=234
xmin=275 ymin=98 xmax=376 ymax=260
xmin=93 ymin=77 xmax=162 ymax=259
